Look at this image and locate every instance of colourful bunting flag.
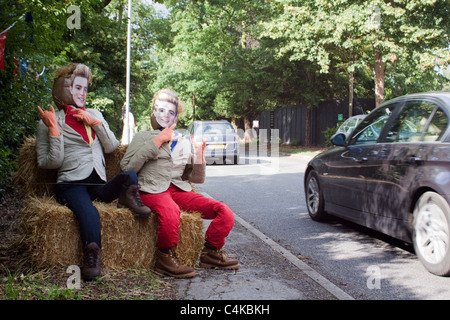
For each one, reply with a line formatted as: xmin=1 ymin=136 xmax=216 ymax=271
xmin=0 ymin=31 xmax=7 ymax=71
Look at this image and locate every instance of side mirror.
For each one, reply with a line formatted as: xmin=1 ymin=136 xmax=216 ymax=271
xmin=330 ymin=133 xmax=347 ymax=147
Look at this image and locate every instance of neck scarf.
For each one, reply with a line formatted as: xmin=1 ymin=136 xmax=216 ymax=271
xmin=62 ymin=104 xmax=95 ymax=145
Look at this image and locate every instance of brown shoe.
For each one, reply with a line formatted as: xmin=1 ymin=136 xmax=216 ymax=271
xmin=154 ymin=249 xmax=196 ymax=278
xmin=118 ymin=185 xmax=151 ymax=217
xmin=82 ymin=242 xmax=101 ymax=281
xmin=199 ymin=247 xmax=240 ymax=270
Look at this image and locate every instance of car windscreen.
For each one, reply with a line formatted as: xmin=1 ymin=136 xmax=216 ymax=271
xmin=193 ymin=123 xmax=235 ymax=135
xmin=350 ymin=105 xmax=396 ymax=145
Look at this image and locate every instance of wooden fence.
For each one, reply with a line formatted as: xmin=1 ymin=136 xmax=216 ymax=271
xmin=256 ymin=98 xmax=375 ymax=147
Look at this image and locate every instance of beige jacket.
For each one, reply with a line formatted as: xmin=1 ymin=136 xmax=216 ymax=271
xmin=120 ymin=130 xmax=205 ymax=194
xmin=36 ymin=108 xmax=119 ymax=183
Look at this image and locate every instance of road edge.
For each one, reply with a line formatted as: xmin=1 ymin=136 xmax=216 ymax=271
xmin=234 ymin=213 xmax=355 ymax=300
xmin=199 ymin=188 xmax=354 ymax=300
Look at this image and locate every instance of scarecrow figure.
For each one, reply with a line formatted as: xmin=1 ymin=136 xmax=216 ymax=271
xmin=35 ymin=63 xmax=151 ymax=281
xmin=121 ymin=88 xmax=240 ymax=278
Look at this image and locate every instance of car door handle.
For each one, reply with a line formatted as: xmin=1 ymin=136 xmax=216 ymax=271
xmin=355 ymin=157 xmax=368 ymax=163
xmin=404 ymin=156 xmax=422 ymax=165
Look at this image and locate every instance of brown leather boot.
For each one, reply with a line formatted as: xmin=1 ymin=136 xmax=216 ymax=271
xmin=199 ymin=246 xmax=240 ymax=270
xmin=118 ymin=185 xmax=151 ymax=217
xmin=154 ymin=249 xmax=196 ymax=278
xmin=82 ymin=242 xmax=101 ymax=281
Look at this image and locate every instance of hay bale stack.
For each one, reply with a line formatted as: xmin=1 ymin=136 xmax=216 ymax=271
xmin=14 ymin=137 xmax=205 ymax=270
xmin=105 ymin=144 xmax=129 ymax=182
xmin=13 ymin=136 xmax=58 ymax=197
xmin=20 ymin=196 xmax=203 ymax=269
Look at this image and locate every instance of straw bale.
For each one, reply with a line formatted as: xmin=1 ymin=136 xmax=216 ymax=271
xmin=105 ymin=144 xmax=129 ymax=181
xmin=175 ymin=211 xmax=205 ymax=267
xmin=20 ymin=196 xmax=82 ymax=268
xmin=20 ymin=196 xmax=204 ymax=269
xmin=12 ymin=136 xmax=57 ymax=197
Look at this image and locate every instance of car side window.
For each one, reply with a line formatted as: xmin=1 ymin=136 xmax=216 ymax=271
xmin=424 ymin=108 xmax=448 ymax=142
xmin=351 ymin=106 xmax=394 ymax=145
xmin=382 ymin=101 xmax=435 ymax=143
xmin=381 ymin=101 xmax=449 ymax=143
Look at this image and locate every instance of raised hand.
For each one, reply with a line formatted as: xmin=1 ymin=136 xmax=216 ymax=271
xmin=37 ymin=105 xmax=60 ymax=137
xmin=193 ymin=137 xmax=206 ymax=164
xmin=153 ymin=123 xmax=176 ymax=148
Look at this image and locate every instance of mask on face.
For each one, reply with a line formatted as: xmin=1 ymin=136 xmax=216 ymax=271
xmin=151 ymin=99 xmax=178 ymax=129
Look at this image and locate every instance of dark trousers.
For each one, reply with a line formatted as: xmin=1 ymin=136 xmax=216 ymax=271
xmin=56 ymin=170 xmax=138 ymax=248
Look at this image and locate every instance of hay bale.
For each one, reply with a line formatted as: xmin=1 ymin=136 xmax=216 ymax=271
xmin=12 ymin=136 xmax=58 ymax=197
xmin=105 ymin=144 xmax=129 ymax=181
xmin=14 ymin=137 xmax=205 ymax=270
xmin=20 ymin=196 xmax=204 ymax=269
xmin=20 ymin=196 xmax=82 ymax=268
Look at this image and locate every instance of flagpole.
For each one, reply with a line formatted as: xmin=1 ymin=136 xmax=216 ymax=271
xmin=124 ymin=0 xmax=132 ymax=144
xmin=1 ymin=13 xmax=25 ymax=35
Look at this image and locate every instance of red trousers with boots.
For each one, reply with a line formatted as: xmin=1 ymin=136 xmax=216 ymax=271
xmin=140 ymin=184 xmax=234 ymax=250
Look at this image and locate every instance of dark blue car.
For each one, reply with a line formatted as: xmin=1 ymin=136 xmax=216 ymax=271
xmin=304 ymin=92 xmax=450 ymax=276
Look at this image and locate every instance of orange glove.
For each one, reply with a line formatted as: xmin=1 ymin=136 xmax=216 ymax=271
xmin=153 ymin=123 xmax=176 ymax=148
xmin=193 ymin=137 xmax=206 ymax=164
xmin=37 ymin=105 xmax=60 ymax=137
xmin=72 ymin=109 xmax=102 ymax=127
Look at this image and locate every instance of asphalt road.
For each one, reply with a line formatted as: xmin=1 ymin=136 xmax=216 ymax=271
xmin=196 ymin=147 xmax=450 ymax=300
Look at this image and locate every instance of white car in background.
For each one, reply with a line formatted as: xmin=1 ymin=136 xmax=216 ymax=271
xmin=336 ymin=114 xmax=366 ymax=137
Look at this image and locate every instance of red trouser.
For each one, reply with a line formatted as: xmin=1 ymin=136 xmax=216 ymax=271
xmin=140 ymin=184 xmax=234 ymax=249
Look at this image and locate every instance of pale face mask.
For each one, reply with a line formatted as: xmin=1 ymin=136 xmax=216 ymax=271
xmin=69 ymin=76 xmax=88 ymax=108
xmin=152 ymin=99 xmax=177 ymax=129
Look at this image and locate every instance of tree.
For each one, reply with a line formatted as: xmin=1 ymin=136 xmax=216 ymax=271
xmin=0 ymin=0 xmax=70 ymax=194
xmin=0 ymin=0 xmax=139 ymax=194
xmin=149 ymin=0 xmax=330 ymax=132
xmin=262 ymin=0 xmax=450 ymax=106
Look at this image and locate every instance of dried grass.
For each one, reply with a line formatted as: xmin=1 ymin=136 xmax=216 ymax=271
xmin=12 ymin=136 xmax=57 ymax=197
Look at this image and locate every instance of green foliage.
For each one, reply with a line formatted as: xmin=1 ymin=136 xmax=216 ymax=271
xmin=322 ymin=121 xmax=344 ymax=148
xmin=0 ymin=0 xmax=66 ymax=195
xmin=262 ymin=0 xmax=449 ymax=103
xmin=0 ymin=0 xmax=448 ymax=195
xmin=2 ymin=268 xmax=85 ymax=300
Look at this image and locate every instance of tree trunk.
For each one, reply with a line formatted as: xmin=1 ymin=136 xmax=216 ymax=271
xmin=349 ymin=71 xmax=354 ymax=118
xmin=373 ymin=52 xmax=385 ymax=106
xmin=305 ymin=108 xmax=311 ymax=147
xmin=244 ymin=116 xmax=253 ymax=143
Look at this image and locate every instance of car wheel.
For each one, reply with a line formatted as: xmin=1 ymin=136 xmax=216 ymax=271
xmin=305 ymin=170 xmax=327 ymax=221
xmin=413 ymin=192 xmax=450 ymax=276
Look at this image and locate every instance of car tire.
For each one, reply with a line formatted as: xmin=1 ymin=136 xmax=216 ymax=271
xmin=305 ymin=170 xmax=327 ymax=221
xmin=413 ymin=191 xmax=450 ymax=276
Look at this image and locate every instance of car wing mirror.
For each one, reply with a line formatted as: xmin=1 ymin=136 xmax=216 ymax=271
xmin=330 ymin=133 xmax=347 ymax=147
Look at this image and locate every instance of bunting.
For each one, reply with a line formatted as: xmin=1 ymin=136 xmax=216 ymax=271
xmin=1 ymin=12 xmax=48 ymax=89
xmin=0 ymin=13 xmax=25 ymax=71
xmin=0 ymin=30 xmax=6 ymax=70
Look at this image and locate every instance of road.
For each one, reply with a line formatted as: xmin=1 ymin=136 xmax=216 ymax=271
xmin=196 ymin=147 xmax=450 ymax=300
